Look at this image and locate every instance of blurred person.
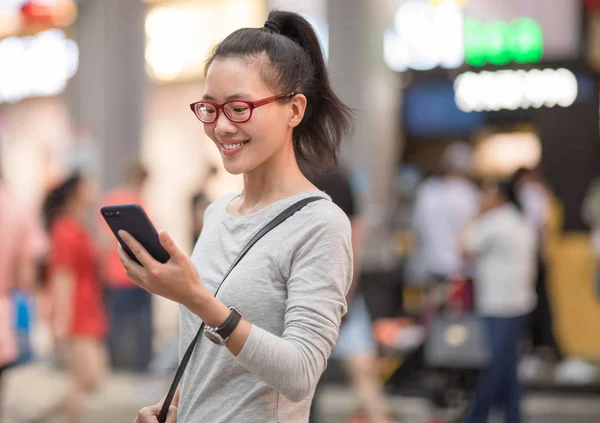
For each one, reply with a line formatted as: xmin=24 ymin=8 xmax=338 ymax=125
xmin=119 ymin=11 xmax=353 ymax=423
xmin=583 ymin=177 xmax=600 ymax=283
xmin=190 ymin=164 xmax=219 ymax=246
xmin=511 ymin=168 xmax=562 ymax=376
xmin=515 ymin=169 xmax=598 ymax=385
xmin=309 ymin=168 xmax=397 ymax=423
xmin=409 ymin=141 xmax=479 ymax=286
xmin=461 ymin=179 xmax=537 ymax=423
xmin=42 ymin=173 xmax=107 ymax=423
xmin=544 ymin=177 xmax=600 ymax=384
xmin=98 ymin=162 xmax=153 ymax=372
xmin=0 ymin=167 xmax=48 ymax=420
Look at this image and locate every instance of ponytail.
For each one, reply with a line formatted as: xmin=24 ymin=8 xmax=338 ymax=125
xmin=206 ymin=10 xmax=352 ymax=173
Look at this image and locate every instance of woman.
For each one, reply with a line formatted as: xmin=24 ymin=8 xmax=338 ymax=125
xmin=461 ymin=179 xmax=537 ymax=423
xmin=511 ymin=168 xmax=563 ymax=377
xmin=125 ymin=11 xmax=353 ymax=423
xmin=42 ymin=173 xmax=107 ymax=423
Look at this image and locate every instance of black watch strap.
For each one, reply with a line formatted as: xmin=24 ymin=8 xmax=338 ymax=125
xmin=215 ymin=307 xmax=242 ymax=340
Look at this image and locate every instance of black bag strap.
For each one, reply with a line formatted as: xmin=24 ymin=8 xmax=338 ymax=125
xmin=157 ymin=195 xmax=324 ymax=422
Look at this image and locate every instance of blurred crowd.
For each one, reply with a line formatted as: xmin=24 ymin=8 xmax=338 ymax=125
xmin=1 ymin=141 xmax=600 ymax=423
xmin=0 ymin=158 xmax=220 ymax=422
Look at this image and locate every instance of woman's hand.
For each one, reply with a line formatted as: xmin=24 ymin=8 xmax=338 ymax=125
xmin=133 ymin=402 xmax=177 ymax=423
xmin=117 ymin=230 xmax=210 ymax=308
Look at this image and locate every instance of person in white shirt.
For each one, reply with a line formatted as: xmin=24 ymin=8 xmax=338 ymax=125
xmin=410 ymin=142 xmax=479 ymax=285
xmin=512 ymin=167 xmax=565 ymax=382
xmin=461 ymin=179 xmax=537 ymax=423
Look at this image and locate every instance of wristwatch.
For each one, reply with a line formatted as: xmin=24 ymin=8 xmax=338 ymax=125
xmin=204 ymin=306 xmax=242 ymax=346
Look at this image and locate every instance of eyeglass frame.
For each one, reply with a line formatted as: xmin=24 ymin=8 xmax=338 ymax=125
xmin=189 ymin=91 xmax=298 ymax=124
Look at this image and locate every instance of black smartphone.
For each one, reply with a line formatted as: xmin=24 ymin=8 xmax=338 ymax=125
xmin=100 ymin=203 xmax=170 ymax=265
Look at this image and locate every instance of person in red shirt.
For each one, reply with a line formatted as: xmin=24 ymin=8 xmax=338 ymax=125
xmin=42 ymin=172 xmax=107 ymax=423
xmin=98 ymin=162 xmax=153 ymax=372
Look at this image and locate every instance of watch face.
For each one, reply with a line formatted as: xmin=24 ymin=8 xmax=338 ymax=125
xmin=204 ymin=329 xmax=225 ymax=346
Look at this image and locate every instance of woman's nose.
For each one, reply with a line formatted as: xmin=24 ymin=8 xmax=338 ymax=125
xmin=214 ymin=110 xmax=237 ymax=136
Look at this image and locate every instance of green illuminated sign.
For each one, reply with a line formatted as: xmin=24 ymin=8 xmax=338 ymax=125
xmin=464 ymin=17 xmax=544 ymax=67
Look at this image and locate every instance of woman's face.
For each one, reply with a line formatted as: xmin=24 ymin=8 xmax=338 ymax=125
xmin=202 ymin=57 xmax=304 ymax=175
xmin=75 ymin=177 xmax=98 ymax=209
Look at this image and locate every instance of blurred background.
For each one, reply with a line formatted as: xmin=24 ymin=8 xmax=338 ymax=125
xmin=1 ymin=0 xmax=600 ymax=422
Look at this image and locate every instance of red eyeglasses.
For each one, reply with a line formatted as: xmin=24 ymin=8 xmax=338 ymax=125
xmin=190 ymin=92 xmax=298 ymax=124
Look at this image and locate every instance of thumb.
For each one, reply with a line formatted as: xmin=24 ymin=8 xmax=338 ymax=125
xmin=159 ymin=231 xmax=181 ymax=258
xmin=166 ymin=405 xmax=178 ymax=422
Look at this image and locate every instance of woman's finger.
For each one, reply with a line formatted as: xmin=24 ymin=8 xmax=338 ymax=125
xmin=166 ymin=405 xmax=178 ymax=422
xmin=118 ymin=245 xmax=145 ymax=285
xmin=158 ymin=231 xmax=183 ymax=261
xmin=119 ymin=230 xmax=159 ymax=269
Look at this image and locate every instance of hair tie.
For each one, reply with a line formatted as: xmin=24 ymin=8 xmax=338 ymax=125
xmin=263 ymin=20 xmax=281 ymax=34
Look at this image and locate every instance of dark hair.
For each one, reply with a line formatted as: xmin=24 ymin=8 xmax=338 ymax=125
xmin=205 ymin=10 xmax=352 ymax=172
xmin=42 ymin=172 xmax=83 ymax=229
xmin=496 ymin=179 xmax=522 ymax=212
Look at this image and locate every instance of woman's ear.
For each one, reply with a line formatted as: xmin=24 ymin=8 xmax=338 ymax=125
xmin=288 ymin=94 xmax=307 ymax=128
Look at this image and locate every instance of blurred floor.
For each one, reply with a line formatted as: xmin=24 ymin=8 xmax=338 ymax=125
xmin=4 ymin=366 xmax=600 ymax=422
xmin=318 ymin=386 xmax=600 ymax=423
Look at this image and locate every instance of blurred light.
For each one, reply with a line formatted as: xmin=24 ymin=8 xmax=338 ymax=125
xmin=511 ymin=18 xmax=544 ymax=63
xmin=429 ymin=0 xmax=467 ymax=5
xmin=145 ymin=1 xmax=263 ymax=83
xmin=464 ymin=17 xmax=543 ymax=67
xmin=454 ymin=68 xmax=578 ymax=112
xmin=0 ymin=0 xmax=28 ymax=13
xmin=0 ymin=29 xmax=78 ymax=103
xmin=384 ymin=0 xmax=464 ymax=72
xmin=474 ymin=132 xmax=541 ymax=178
xmin=20 ymin=0 xmax=76 ymax=26
xmin=0 ymin=1 xmax=76 ymax=37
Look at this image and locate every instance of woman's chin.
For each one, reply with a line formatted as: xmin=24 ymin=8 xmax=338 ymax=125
xmin=222 ymin=161 xmax=248 ymax=176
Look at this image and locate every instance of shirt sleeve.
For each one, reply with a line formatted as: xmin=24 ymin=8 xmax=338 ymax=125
xmin=235 ymin=208 xmax=353 ymax=402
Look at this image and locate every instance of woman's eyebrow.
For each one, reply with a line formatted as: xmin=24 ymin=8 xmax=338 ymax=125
xmin=201 ymin=92 xmax=251 ymax=101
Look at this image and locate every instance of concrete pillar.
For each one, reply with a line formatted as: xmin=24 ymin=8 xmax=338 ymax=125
xmin=327 ymin=0 xmax=402 ymax=270
xmin=67 ymin=0 xmax=146 ymax=190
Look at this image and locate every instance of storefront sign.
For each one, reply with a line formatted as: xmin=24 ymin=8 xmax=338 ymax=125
xmin=464 ymin=17 xmax=543 ymax=66
xmin=384 ymin=0 xmax=464 ymax=72
xmin=384 ymin=0 xmax=545 ymax=71
xmin=0 ymin=29 xmax=78 ymax=103
xmin=454 ymin=68 xmax=578 ymax=112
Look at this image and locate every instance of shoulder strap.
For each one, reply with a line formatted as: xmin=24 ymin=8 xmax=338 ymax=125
xmin=157 ymin=195 xmax=324 ymax=422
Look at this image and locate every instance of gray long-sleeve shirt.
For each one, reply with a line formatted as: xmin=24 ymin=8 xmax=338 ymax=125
xmin=177 ymin=191 xmax=352 ymax=422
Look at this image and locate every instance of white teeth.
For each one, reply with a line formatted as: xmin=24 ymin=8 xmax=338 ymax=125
xmin=222 ymin=142 xmax=246 ymax=150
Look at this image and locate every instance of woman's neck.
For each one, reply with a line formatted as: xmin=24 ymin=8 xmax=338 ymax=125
xmin=234 ymin=151 xmax=316 ymax=216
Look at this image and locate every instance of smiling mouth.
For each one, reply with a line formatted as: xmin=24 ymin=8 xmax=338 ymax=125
xmin=221 ymin=141 xmax=249 ymax=150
